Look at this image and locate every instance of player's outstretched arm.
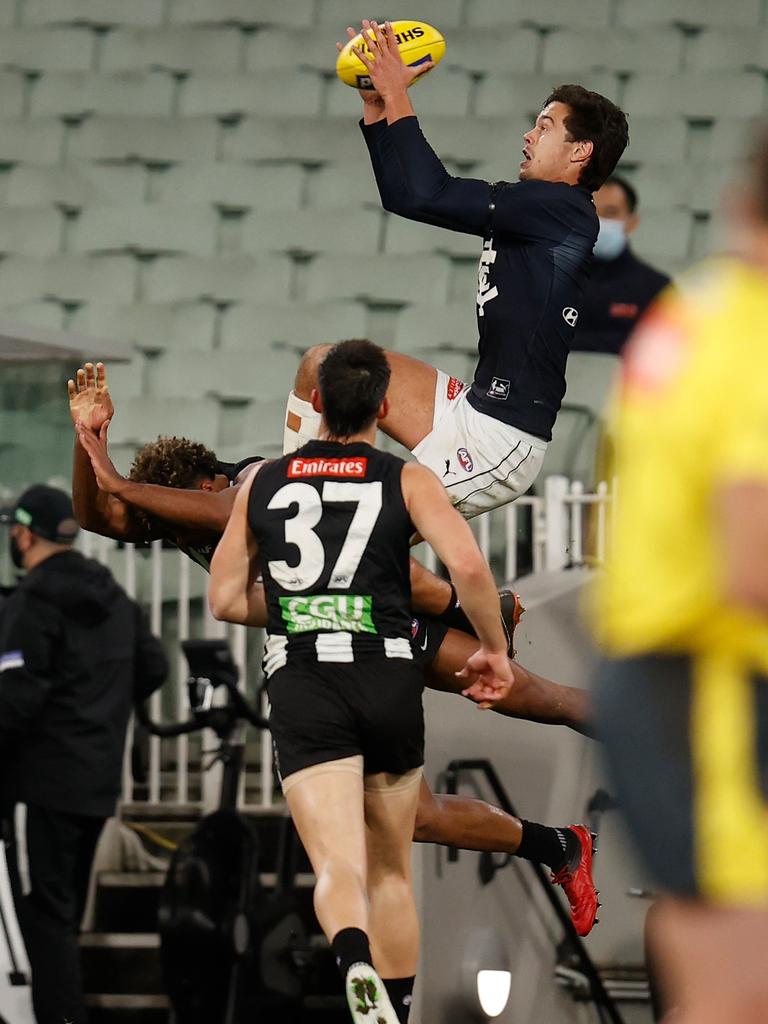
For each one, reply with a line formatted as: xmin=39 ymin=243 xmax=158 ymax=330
xmin=209 ymin=474 xmax=262 ymax=626
xmin=402 ymin=463 xmax=513 ymax=706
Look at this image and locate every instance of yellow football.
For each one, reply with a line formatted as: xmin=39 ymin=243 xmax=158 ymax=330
xmin=335 ymin=20 xmax=446 ymax=90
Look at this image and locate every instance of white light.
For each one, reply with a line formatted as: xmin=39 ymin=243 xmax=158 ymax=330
xmin=477 ymin=969 xmax=512 ymax=1017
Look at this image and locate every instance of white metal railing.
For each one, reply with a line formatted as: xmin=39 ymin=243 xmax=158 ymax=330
xmin=69 ymin=475 xmax=613 ymax=814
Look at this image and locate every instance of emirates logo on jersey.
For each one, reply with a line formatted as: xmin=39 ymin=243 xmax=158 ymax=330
xmin=288 ymin=457 xmax=367 ymax=478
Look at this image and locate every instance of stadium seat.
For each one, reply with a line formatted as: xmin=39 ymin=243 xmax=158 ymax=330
xmin=405 ymin=346 xmax=474 ymax=382
xmin=106 ymin=396 xmax=219 ymax=447
xmin=71 ymin=301 xmax=218 ymax=352
xmin=0 ymin=118 xmax=65 ymax=163
xmin=623 ymin=73 xmax=766 ymax=118
xmin=620 ymin=165 xmax=694 ymax=212
xmin=5 ymin=163 xmax=146 ymax=207
xmin=240 ymin=395 xmax=293 ymax=452
xmin=564 ymin=352 xmax=621 ymax=420
xmin=70 ymin=116 xmax=219 ymax=162
xmin=0 ymin=72 xmax=25 ymax=118
xmin=220 ymin=300 xmax=368 ymax=351
xmin=543 ymin=29 xmax=683 ymax=74
xmin=154 ymin=163 xmax=304 ymax=210
xmin=241 ymin=208 xmax=382 ymax=256
xmin=616 ymin=0 xmax=761 ymax=28
xmin=179 ymin=72 xmax=324 ymax=118
xmin=466 ymin=0 xmax=613 ymax=29
xmin=0 ymin=300 xmax=65 ymax=330
xmin=306 ymin=163 xmax=381 ymax=209
xmin=102 ymin=28 xmax=242 ymax=74
xmin=384 ymin=216 xmax=480 ymax=258
xmin=245 ymin=28 xmax=340 ymax=73
xmin=96 ymin=357 xmax=144 ymax=399
xmin=616 ymin=116 xmax=688 ymax=166
xmin=315 ymin=0 xmax=464 ymax=28
xmin=0 ymin=0 xmax=15 ymax=25
xmin=222 ymin=116 xmax=364 ymax=164
xmin=443 ymin=27 xmax=539 ymax=74
xmin=23 ymin=0 xmax=164 ymax=27
xmin=30 ymin=71 xmax=175 ymax=118
xmin=690 ymin=29 xmax=768 ymax=73
xmin=145 ymin=255 xmax=293 ymax=303
xmin=327 ymin=67 xmax=472 ymax=118
xmin=393 ymin=303 xmax=478 ymax=353
xmin=0 ymin=255 xmax=137 ymax=303
xmin=167 ymin=0 xmax=315 ymax=28
xmin=632 ymin=209 xmax=693 ymax=265
xmin=305 ymin=253 xmax=451 ymax=304
xmin=708 ymin=119 xmax=756 ymax=165
xmin=0 ymin=207 xmax=62 ymax=256
xmin=475 ymin=72 xmax=620 ymax=119
xmin=147 ymin=349 xmax=298 ymax=400
xmin=421 ymin=116 xmax=530 ymax=167
xmin=71 ymin=205 xmax=219 ymax=257
xmin=0 ymin=28 xmax=94 ymax=70
xmin=537 ymin=404 xmax=603 ymax=490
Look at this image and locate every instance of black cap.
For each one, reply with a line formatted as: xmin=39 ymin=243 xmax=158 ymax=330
xmin=0 ymin=485 xmax=79 ymax=544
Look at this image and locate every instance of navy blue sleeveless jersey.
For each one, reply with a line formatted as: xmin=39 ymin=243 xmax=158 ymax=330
xmin=361 ymin=115 xmax=598 ymax=441
xmin=246 ymin=441 xmax=415 ymax=675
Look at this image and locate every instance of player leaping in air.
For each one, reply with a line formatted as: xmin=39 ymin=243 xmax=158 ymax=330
xmin=283 ymin=22 xmax=629 ymax=517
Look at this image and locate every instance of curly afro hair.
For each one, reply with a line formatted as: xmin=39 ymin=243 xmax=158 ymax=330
xmin=128 ymin=436 xmax=219 ymax=533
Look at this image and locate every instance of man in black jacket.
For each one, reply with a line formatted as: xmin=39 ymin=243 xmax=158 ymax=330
xmin=0 ymin=484 xmax=168 ymax=1024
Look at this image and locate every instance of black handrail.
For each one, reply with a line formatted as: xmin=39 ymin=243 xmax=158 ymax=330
xmin=446 ymin=758 xmax=626 ymax=1024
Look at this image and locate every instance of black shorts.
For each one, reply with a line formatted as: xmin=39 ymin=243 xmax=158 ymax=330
xmin=596 ymin=652 xmax=768 ymax=903
xmin=267 ymin=657 xmax=425 ymax=782
xmin=410 ymin=614 xmax=449 ymax=666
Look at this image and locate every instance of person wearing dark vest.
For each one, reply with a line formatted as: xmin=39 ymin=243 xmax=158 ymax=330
xmin=573 ymin=174 xmax=671 ymax=355
xmin=0 ymin=485 xmax=168 ymax=1024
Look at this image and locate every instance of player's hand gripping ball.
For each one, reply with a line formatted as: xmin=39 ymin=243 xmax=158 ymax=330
xmin=336 ymin=20 xmax=445 ymax=90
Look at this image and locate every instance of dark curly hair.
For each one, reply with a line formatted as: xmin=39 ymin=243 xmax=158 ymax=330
xmin=128 ymin=436 xmax=218 ymax=533
xmin=544 ymin=84 xmax=629 ymax=192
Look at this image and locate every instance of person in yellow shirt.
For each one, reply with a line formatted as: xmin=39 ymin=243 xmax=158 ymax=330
xmin=593 ymin=132 xmax=768 ymax=1023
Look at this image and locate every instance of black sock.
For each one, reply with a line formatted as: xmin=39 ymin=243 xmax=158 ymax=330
xmin=332 ymin=927 xmax=373 ymax=979
xmin=515 ymin=820 xmax=580 ymax=872
xmin=383 ymin=977 xmax=416 ymax=1023
xmin=439 ymin=584 xmax=476 ymax=637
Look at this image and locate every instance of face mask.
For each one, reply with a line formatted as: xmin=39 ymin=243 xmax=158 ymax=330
xmin=593 ymin=218 xmax=627 ymax=261
xmin=10 ymin=535 xmax=23 ymax=569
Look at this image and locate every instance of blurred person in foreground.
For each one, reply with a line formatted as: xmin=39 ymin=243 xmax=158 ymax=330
xmin=573 ymin=174 xmax=671 ymax=355
xmin=593 ymin=130 xmax=768 ymax=1022
xmin=0 ymin=486 xmax=168 ymax=1024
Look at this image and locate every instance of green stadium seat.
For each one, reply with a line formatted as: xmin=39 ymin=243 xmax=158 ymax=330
xmin=0 ymin=300 xmax=65 ymax=330
xmin=71 ymin=204 xmax=219 ymax=257
xmin=543 ymin=29 xmax=683 ymax=74
xmin=632 ymin=209 xmax=693 ymax=265
xmin=619 ymin=165 xmax=693 ymax=212
xmin=393 ymin=303 xmax=477 ymax=353
xmin=102 ymin=28 xmax=242 ymax=74
xmin=30 ymin=71 xmax=174 ymax=118
xmin=0 ymin=0 xmax=15 ymax=25
xmin=145 ymin=255 xmax=293 ymax=303
xmin=406 ymin=346 xmax=474 ymax=382
xmin=417 ymin=116 xmax=529 ymax=167
xmin=708 ymin=119 xmax=756 ymax=165
xmin=154 ymin=163 xmax=304 ymax=210
xmin=690 ymin=29 xmax=768 ymax=73
xmin=306 ymin=253 xmax=451 ymax=304
xmin=0 ymin=28 xmax=94 ymax=70
xmin=0 ymin=73 xmax=25 ymax=118
xmin=245 ymin=28 xmax=340 ymax=73
xmin=71 ymin=301 xmax=217 ymax=352
xmin=6 ymin=163 xmax=146 ymax=207
xmin=615 ymin=116 xmax=689 ymax=166
xmin=240 ymin=396 xmax=292 ymax=452
xmin=316 ymin=0 xmax=464 ymax=28
xmin=0 ymin=118 xmax=65 ymax=163
xmin=168 ymin=0 xmax=315 ymax=28
xmin=220 ymin=300 xmax=368 ymax=351
xmin=0 ymin=255 xmax=137 ymax=303
xmin=306 ymin=163 xmax=380 ymax=209
xmin=70 ymin=116 xmax=219 ymax=162
xmin=564 ymin=351 xmax=621 ymax=419
xmin=327 ymin=67 xmax=472 ymax=118
xmin=466 ymin=0 xmax=613 ymax=29
xmin=384 ymin=216 xmax=480 ymax=258
xmin=0 ymin=207 xmax=62 ymax=256
xmin=179 ymin=72 xmax=324 ymax=118
xmin=222 ymin=115 xmax=364 ymax=163
xmin=616 ymin=0 xmax=760 ymax=28
xmin=147 ymin=349 xmax=297 ymax=401
xmin=444 ymin=28 xmax=539 ymax=74
xmin=96 ymin=356 xmax=144 ymax=400
xmin=623 ymin=72 xmax=765 ymax=118
xmin=23 ymin=0 xmax=164 ymax=27
xmin=475 ymin=72 xmax=620 ymax=119
xmin=241 ymin=208 xmax=382 ymax=256
xmin=106 ymin=396 xmax=220 ymax=447
xmin=536 ymin=404 xmax=603 ymax=491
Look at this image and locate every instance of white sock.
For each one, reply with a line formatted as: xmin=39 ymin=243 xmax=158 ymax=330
xmin=283 ymin=390 xmax=322 ymax=454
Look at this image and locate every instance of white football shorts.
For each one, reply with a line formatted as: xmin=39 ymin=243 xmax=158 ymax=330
xmin=411 ymin=370 xmax=547 ymax=519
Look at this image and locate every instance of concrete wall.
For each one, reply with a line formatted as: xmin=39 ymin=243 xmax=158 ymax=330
xmin=412 ymin=568 xmax=656 ymax=1024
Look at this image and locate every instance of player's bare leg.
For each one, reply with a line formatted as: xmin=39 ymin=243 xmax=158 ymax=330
xmin=286 ymin=344 xmax=438 ymax=454
xmin=427 ymin=626 xmax=594 ymax=737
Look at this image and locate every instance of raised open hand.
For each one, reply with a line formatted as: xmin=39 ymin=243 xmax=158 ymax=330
xmin=348 ymin=20 xmax=434 ymax=101
xmin=67 ymin=361 xmax=114 ymax=433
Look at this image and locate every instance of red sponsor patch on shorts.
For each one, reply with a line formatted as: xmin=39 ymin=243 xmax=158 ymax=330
xmin=288 ymin=457 xmax=367 ymax=478
xmin=446 ymin=376 xmax=464 ymax=401
xmin=609 ymin=302 xmax=639 ymax=319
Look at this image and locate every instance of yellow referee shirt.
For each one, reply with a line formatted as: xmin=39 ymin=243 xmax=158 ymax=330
xmin=595 ymin=257 xmax=768 ymax=669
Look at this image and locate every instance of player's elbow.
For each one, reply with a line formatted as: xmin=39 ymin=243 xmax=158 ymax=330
xmin=208 ymin=580 xmax=240 ymax=623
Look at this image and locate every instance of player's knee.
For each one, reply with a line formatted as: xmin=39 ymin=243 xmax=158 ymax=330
xmin=295 ymin=343 xmax=332 ymax=399
xmin=413 ymin=791 xmax=444 ymax=843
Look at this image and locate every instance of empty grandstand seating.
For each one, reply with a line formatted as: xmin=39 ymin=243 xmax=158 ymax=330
xmin=220 ymin=300 xmax=367 ymax=351
xmin=24 ymin=0 xmax=165 ymax=27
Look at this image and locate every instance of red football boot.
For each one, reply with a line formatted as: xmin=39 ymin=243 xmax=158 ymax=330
xmin=499 ymin=589 xmax=525 ymax=658
xmin=550 ymin=824 xmax=600 ymax=937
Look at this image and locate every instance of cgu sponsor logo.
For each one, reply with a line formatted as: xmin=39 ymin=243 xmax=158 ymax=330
xmin=457 ymin=447 xmax=474 ymax=472
xmin=446 ymin=376 xmax=465 ymax=401
xmin=288 ymin=457 xmax=367 ymax=478
xmin=279 ymin=593 xmax=376 ymax=634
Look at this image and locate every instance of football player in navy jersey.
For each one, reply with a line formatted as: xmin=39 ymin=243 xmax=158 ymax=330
xmin=283 ymin=22 xmax=628 ymax=519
